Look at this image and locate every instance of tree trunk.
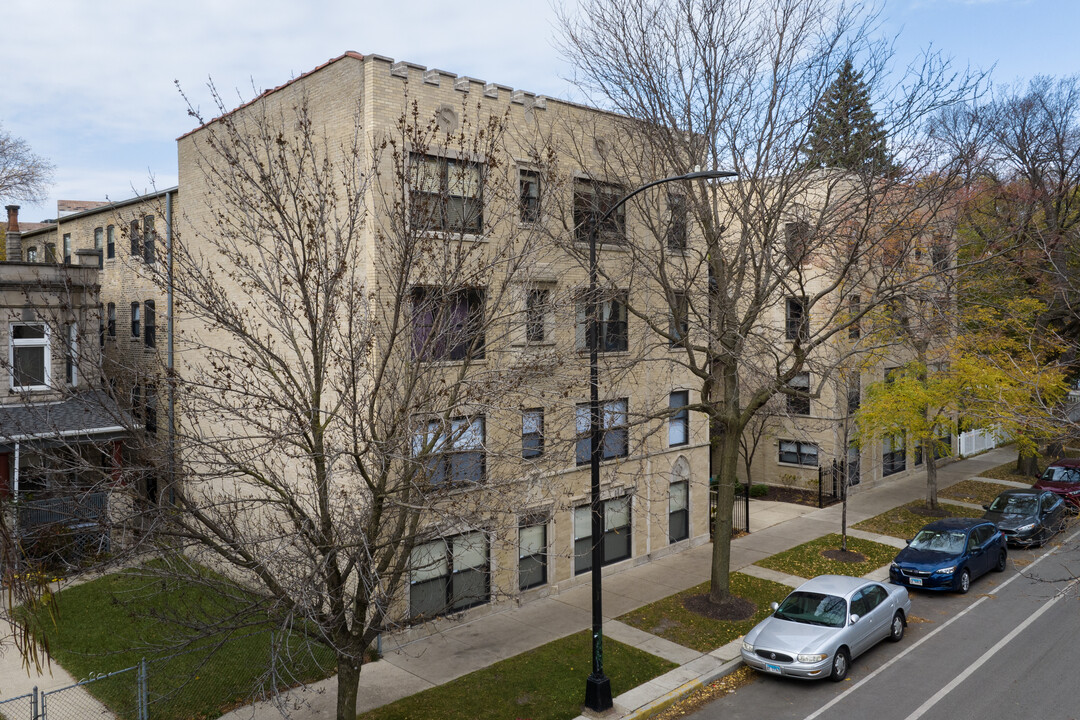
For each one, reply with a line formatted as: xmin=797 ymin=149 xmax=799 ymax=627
xmin=840 ymin=464 xmax=849 ymax=552
xmin=1016 ymin=450 xmax=1040 ymax=478
xmin=925 ymin=439 xmax=939 ymax=510
xmin=708 ymin=425 xmax=740 ymax=604
xmin=336 ymin=652 xmax=361 ymax=720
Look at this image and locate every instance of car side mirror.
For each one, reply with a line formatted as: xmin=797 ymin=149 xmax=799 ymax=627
xmin=982 ymin=504 xmax=990 ymax=510
xmin=849 ymin=614 xmax=860 ymax=625
xmin=769 ymin=602 xmax=779 ymax=611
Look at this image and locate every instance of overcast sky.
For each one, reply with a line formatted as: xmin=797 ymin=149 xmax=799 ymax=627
xmin=2 ymin=0 xmax=1076 ymax=223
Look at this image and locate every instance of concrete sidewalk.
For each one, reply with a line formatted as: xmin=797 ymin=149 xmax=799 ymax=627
xmin=0 ymin=447 xmax=1017 ymax=720
xmin=214 ymin=445 xmax=1016 ymax=720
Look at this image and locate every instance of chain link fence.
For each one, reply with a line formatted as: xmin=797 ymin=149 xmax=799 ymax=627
xmin=2 ymin=633 xmax=334 ymax=720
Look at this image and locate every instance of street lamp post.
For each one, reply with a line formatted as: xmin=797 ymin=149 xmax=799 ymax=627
xmin=584 ymin=169 xmax=737 ymax=713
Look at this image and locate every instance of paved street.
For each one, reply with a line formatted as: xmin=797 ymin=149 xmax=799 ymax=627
xmin=686 ymin=523 xmax=1080 ymax=720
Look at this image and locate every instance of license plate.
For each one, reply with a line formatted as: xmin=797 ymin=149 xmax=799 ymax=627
xmin=765 ymin=663 xmax=782 ymax=674
xmin=910 ymin=577 xmax=923 ymax=586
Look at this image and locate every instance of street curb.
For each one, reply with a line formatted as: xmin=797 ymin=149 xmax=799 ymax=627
xmin=619 ymin=657 xmax=744 ymax=720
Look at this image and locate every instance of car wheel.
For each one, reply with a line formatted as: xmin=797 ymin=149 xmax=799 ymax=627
xmin=829 ymin=648 xmax=849 ymax=682
xmin=957 ymin=568 xmax=971 ymax=594
xmin=888 ymin=611 xmax=905 ymax=642
xmin=994 ymin=550 xmax=1007 ymax=572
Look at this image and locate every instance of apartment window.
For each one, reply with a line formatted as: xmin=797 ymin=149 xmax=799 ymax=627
xmin=131 ymin=302 xmax=141 ymax=338
xmin=575 ymin=291 xmax=628 ymax=352
xmin=10 ymin=323 xmax=50 ymax=390
xmin=145 ymin=385 xmax=157 ymax=435
xmin=787 ymin=372 xmax=811 ymax=416
xmin=575 ymin=398 xmax=629 ymax=465
xmin=883 ymin=434 xmax=906 ymax=476
xmin=525 ymin=288 xmax=549 ymax=343
xmin=785 ymin=220 xmax=810 ymax=266
xmin=849 ymin=295 xmax=861 ymax=340
xmin=522 ymin=409 xmax=544 ymax=459
xmin=779 ymin=440 xmax=819 ymax=466
xmin=412 ymin=287 xmax=485 ymax=362
xmin=45 ymin=243 xmax=57 ymax=263
xmin=413 ymin=417 xmax=485 ymax=485
xmin=94 ymin=227 xmax=104 ymax=268
xmin=847 ymin=376 xmax=861 ymax=416
xmin=99 ymin=315 xmax=105 ymax=349
xmin=62 ymin=233 xmax=71 ymax=264
xmin=106 ymin=225 xmax=115 ymax=259
xmin=25 ymin=246 xmax=37 ymax=262
xmin=64 ymin=323 xmax=77 ymax=386
xmin=131 ymin=384 xmax=142 ymax=421
xmin=884 ymin=366 xmax=900 ymax=384
xmin=574 ymin=495 xmax=631 ymax=574
xmin=519 ymin=168 xmax=540 ymax=223
xmin=107 ymin=303 xmax=116 ymax=337
xmin=667 ymin=194 xmax=687 ymax=250
xmin=669 ymin=292 xmax=688 ymax=346
xmin=931 ymin=235 xmax=949 ymax=270
xmin=669 ymin=391 xmax=689 ymax=447
xmin=669 ymin=481 xmax=689 ymax=543
xmin=410 ymin=531 xmax=489 ymax=618
xmin=573 ymin=179 xmax=625 ymax=243
xmin=518 ymin=522 xmax=547 ymax=591
xmin=411 ymin=154 xmax=483 ymax=234
xmin=143 ymin=216 xmax=156 ymax=264
xmin=785 ymin=297 xmax=808 ymax=341
xmin=144 ymin=300 xmax=156 ymax=348
xmin=130 ymin=220 xmax=141 ymax=256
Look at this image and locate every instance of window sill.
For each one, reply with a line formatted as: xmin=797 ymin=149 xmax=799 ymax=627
xmin=511 ymin=340 xmax=557 ymax=348
xmin=574 ymin=240 xmax=629 ymax=253
xmin=414 ymin=357 xmax=489 ymax=367
xmin=575 ymin=348 xmax=631 ymax=356
xmin=776 ymin=461 xmax=818 ymax=469
xmin=418 ymin=230 xmax=487 ymax=243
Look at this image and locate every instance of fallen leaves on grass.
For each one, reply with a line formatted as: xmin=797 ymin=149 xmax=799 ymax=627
xmin=939 ymin=479 xmax=1012 ymax=505
xmin=651 ymin=667 xmax=756 ymax=719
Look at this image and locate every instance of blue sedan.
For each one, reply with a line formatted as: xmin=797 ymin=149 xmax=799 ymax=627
xmin=889 ymin=518 xmax=1007 ymax=593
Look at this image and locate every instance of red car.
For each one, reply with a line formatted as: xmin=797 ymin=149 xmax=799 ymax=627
xmin=1033 ymin=458 xmax=1080 ymax=511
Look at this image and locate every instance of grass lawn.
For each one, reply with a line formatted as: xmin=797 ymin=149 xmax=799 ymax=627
xmin=853 ymin=501 xmax=983 ymax=540
xmin=356 ymin=630 xmax=675 ymax=720
xmin=756 ymin=534 xmax=898 ymax=579
xmin=617 ymin=573 xmax=792 ymax=653
xmin=940 ymin=479 xmax=1012 ymax=505
xmin=23 ymin=565 xmax=334 ymax=720
xmin=977 ymin=450 xmax=1080 ymax=485
xmin=978 ymin=460 xmax=1040 ymax=484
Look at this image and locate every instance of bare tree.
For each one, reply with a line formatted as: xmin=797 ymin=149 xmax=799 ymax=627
xmin=0 ymin=123 xmax=54 ymax=204
xmin=114 ymin=83 xmax=571 ymax=720
xmin=556 ymin=0 xmax=976 ymax=605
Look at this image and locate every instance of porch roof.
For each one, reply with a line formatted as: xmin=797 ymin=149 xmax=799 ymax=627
xmin=0 ymin=390 xmax=133 ymax=450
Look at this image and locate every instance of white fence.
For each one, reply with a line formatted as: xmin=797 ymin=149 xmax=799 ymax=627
xmin=959 ymin=427 xmax=1007 ymax=457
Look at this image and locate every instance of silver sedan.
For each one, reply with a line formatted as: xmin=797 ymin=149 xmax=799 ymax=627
xmin=740 ymin=574 xmax=911 ymax=681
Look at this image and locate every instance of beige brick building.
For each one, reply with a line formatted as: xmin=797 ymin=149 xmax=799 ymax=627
xmin=3 ymin=51 xmax=951 ymax=621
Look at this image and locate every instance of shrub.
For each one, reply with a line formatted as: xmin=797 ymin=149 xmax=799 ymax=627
xmin=750 ymin=483 xmax=769 ymax=498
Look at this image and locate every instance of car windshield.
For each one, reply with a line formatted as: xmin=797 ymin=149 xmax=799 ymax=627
xmin=773 ymin=591 xmax=847 ymax=628
xmin=988 ymin=495 xmax=1037 ymax=515
xmin=1041 ymin=466 xmax=1080 ymax=484
xmin=909 ymin=529 xmax=967 ymax=554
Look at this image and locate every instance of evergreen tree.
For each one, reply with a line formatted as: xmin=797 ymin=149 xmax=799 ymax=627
xmin=802 ymin=59 xmax=894 ymax=173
